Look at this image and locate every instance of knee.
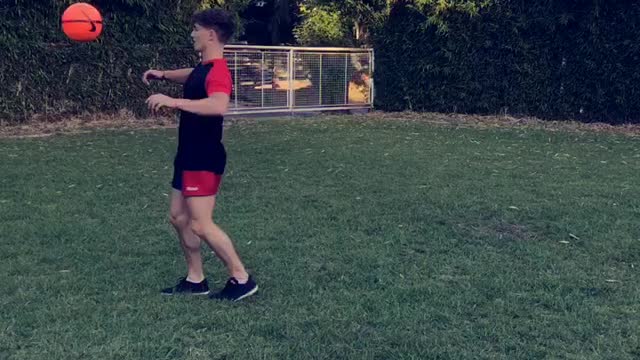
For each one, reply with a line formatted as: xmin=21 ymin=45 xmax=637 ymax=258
xmin=190 ymin=219 xmax=212 ymax=238
xmin=169 ymin=212 xmax=189 ymax=230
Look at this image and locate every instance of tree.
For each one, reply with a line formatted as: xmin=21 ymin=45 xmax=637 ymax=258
xmin=300 ymin=0 xmax=391 ymax=45
xmin=237 ymin=0 xmax=298 ymax=45
xmin=293 ymin=6 xmax=351 ymax=46
xmin=200 ymin=0 xmax=253 ymax=41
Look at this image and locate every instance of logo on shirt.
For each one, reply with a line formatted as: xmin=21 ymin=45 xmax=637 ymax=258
xmin=186 ymin=187 xmax=199 ymax=191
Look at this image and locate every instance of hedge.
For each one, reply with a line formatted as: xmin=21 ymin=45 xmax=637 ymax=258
xmin=372 ymin=1 xmax=640 ymax=124
xmin=1 ymin=0 xmax=214 ymax=123
xmin=4 ymin=0 xmax=640 ymax=124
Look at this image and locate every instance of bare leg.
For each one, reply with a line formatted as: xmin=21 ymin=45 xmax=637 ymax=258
xmin=186 ymin=195 xmax=249 ymax=283
xmin=169 ymin=189 xmax=204 ymax=282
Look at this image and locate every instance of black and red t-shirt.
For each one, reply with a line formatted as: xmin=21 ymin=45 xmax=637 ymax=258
xmin=174 ymin=58 xmax=232 ymax=175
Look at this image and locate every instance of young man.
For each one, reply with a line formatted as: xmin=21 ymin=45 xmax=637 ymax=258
xmin=142 ymin=8 xmax=257 ymax=301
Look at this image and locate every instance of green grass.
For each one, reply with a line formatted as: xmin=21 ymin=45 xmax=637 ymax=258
xmin=1 ymin=116 xmax=639 ymax=359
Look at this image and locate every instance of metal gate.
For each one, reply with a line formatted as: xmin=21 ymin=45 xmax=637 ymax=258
xmin=223 ymin=45 xmax=374 ymax=115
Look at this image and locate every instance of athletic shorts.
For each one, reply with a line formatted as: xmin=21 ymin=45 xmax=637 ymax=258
xmin=171 ymin=165 xmax=222 ymax=197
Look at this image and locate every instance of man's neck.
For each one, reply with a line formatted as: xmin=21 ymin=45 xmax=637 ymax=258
xmin=201 ymin=45 xmax=224 ymax=62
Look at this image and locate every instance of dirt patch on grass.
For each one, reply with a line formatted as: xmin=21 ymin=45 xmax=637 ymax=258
xmin=362 ymin=111 xmax=640 ymax=137
xmin=2 ymin=110 xmax=640 ymax=138
xmin=0 ymin=111 xmax=297 ymax=138
xmin=0 ymin=111 xmax=177 ymax=138
xmin=462 ymin=221 xmax=538 ymax=243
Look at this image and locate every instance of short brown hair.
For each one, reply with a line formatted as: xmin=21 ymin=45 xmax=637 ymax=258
xmin=192 ymin=8 xmax=235 ymax=44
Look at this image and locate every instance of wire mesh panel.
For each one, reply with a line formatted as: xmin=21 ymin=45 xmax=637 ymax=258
xmin=224 ymin=50 xmax=262 ymax=109
xmin=222 ymin=45 xmax=373 ymax=115
xmin=293 ymin=52 xmax=321 ymax=107
xmin=263 ymin=51 xmax=289 ymax=108
xmin=347 ymin=53 xmax=373 ymax=105
xmin=319 ymin=53 xmax=348 ymax=107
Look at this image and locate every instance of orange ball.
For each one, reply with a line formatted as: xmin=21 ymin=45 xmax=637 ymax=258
xmin=61 ymin=3 xmax=103 ymax=42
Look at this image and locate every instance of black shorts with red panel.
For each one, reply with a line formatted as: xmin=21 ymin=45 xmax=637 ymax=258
xmin=171 ymin=144 xmax=227 ymax=197
xmin=172 ymin=166 xmax=223 ymax=197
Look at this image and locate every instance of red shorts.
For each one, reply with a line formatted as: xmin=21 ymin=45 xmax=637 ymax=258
xmin=171 ymin=168 xmax=222 ymax=197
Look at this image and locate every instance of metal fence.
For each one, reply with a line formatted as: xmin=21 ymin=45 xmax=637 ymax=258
xmin=222 ymin=45 xmax=374 ymax=115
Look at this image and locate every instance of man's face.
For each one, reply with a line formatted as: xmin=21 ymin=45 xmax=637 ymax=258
xmin=191 ymin=23 xmax=218 ymax=51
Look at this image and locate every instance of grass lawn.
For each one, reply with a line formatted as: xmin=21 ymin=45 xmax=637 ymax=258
xmin=1 ymin=115 xmax=639 ymax=359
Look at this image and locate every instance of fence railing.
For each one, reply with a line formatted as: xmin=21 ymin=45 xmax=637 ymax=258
xmin=222 ymin=45 xmax=374 ymax=115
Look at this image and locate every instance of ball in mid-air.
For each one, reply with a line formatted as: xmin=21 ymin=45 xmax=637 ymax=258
xmin=62 ymin=3 xmax=103 ymax=42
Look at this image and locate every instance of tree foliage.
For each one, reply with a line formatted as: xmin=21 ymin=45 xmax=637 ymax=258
xmin=372 ymin=0 xmax=640 ymax=123
xmin=293 ymin=6 xmax=352 ymax=46
xmin=3 ymin=0 xmax=640 ymax=123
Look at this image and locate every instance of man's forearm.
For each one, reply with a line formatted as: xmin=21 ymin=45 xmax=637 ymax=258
xmin=174 ymin=96 xmax=228 ymax=116
xmin=163 ymin=68 xmax=193 ymax=84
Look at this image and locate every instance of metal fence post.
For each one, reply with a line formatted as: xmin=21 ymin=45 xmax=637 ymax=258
xmin=319 ymin=54 xmax=323 ymax=106
xmin=344 ymin=53 xmax=348 ymax=105
xmin=234 ymin=52 xmax=238 ymax=109
xmin=288 ymin=49 xmax=295 ymax=112
xmin=370 ymin=49 xmax=375 ymax=108
xmin=261 ymin=51 xmax=265 ymax=108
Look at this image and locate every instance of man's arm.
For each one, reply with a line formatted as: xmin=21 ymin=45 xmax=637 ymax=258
xmin=143 ymin=68 xmax=193 ymax=85
xmin=146 ymin=62 xmax=232 ymax=114
xmin=174 ymin=62 xmax=233 ymax=115
xmin=162 ymin=68 xmax=194 ymax=84
xmin=174 ymin=93 xmax=229 ymax=116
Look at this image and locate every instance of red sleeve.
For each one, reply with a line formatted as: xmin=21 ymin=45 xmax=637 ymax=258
xmin=205 ymin=63 xmax=232 ymax=97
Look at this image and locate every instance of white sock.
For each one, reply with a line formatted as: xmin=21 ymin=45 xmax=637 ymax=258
xmin=186 ymin=276 xmax=204 ymax=283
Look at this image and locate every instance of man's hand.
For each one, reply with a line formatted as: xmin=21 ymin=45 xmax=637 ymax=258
xmin=142 ymin=69 xmax=164 ymax=85
xmin=146 ymin=94 xmax=176 ymax=112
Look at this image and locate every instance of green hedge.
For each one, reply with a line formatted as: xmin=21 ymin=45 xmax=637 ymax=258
xmin=372 ymin=1 xmax=640 ymax=124
xmin=0 ymin=42 xmax=197 ymax=121
xmin=0 ymin=0 xmax=218 ymax=123
xmin=5 ymin=0 xmax=640 ymax=124
xmin=1 ymin=0 xmax=200 ymax=45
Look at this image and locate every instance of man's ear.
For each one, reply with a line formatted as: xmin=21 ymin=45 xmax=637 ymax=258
xmin=209 ymin=29 xmax=218 ymax=42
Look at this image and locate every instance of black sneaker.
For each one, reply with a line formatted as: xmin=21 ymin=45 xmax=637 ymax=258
xmin=210 ymin=276 xmax=258 ymax=301
xmin=161 ymin=277 xmax=210 ymax=296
